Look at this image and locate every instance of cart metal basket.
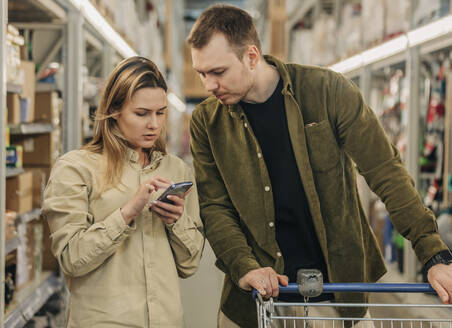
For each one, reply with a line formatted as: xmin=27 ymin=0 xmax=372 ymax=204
xmin=254 ymin=271 xmax=452 ymax=328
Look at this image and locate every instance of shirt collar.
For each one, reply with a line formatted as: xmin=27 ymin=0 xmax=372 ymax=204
xmin=126 ymin=148 xmax=164 ymax=167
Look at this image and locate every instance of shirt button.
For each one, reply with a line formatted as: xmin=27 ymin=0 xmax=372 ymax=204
xmin=276 ymin=252 xmax=282 ymax=257
xmin=244 ymin=122 xmax=248 ymax=128
xmin=257 ymin=153 xmax=262 ymax=158
xmin=264 ymin=186 xmax=270 ymax=192
xmin=268 ymin=222 xmax=274 ymax=228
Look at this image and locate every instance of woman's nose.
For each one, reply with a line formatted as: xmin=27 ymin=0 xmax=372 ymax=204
xmin=147 ymin=115 xmax=158 ymax=129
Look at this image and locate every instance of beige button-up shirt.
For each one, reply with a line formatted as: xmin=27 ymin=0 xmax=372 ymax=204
xmin=42 ymin=149 xmax=204 ymax=328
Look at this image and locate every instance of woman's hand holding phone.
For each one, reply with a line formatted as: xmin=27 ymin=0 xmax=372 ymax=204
xmin=149 ymin=185 xmax=193 ymax=225
xmin=120 ymin=176 xmax=171 ymax=225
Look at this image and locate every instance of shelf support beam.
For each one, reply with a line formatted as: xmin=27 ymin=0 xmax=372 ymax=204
xmin=101 ymin=44 xmax=113 ymax=80
xmin=63 ymin=8 xmax=83 ymax=152
xmin=0 ymin=0 xmax=7 ymax=325
xmin=405 ymin=46 xmax=421 ymax=281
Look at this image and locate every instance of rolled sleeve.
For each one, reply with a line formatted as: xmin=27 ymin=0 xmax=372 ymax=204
xmin=43 ymin=158 xmax=135 ymax=278
xmin=106 ymin=208 xmax=136 ymax=241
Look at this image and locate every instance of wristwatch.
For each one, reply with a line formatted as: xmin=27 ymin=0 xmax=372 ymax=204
xmin=424 ymin=250 xmax=452 ymax=273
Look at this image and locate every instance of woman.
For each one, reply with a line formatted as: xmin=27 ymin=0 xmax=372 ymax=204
xmin=42 ymin=56 xmax=204 ymax=327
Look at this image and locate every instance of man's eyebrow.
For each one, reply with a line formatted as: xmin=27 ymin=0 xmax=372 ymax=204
xmin=194 ymin=66 xmax=226 ymax=74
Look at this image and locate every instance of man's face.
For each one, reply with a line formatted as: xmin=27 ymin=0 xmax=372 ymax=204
xmin=191 ymin=33 xmax=254 ymax=105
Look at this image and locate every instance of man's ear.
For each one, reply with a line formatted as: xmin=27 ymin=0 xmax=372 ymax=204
xmin=247 ymin=45 xmax=260 ymax=70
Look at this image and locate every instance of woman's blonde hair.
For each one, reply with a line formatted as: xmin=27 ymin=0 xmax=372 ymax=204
xmin=83 ymin=56 xmax=168 ymax=192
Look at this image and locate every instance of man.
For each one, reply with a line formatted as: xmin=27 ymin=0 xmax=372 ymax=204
xmin=188 ymin=4 xmax=452 ymax=327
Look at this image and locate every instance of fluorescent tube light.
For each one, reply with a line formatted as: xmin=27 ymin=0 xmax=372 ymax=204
xmin=330 ymin=54 xmax=362 ymax=73
xmin=168 ymin=92 xmax=186 ymax=113
xmin=408 ymin=15 xmax=452 ymax=46
xmin=362 ymin=35 xmax=408 ymax=65
xmin=67 ymin=0 xmax=137 ymax=58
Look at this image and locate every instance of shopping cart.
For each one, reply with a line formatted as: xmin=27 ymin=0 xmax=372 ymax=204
xmin=253 ymin=269 xmax=452 ymax=328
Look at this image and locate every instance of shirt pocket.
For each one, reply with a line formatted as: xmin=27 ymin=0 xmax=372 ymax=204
xmin=304 ymin=120 xmax=340 ymax=172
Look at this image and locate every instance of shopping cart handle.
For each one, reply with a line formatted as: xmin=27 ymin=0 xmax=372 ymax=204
xmin=278 ymin=283 xmax=436 ymax=294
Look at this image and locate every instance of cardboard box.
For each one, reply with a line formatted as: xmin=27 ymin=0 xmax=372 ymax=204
xmin=12 ymin=130 xmax=60 ymax=166
xmin=25 ymin=166 xmax=51 ymax=208
xmin=7 ymin=93 xmax=20 ymax=124
xmin=6 ymin=171 xmax=33 ymax=214
xmin=34 ymin=91 xmax=60 ymax=125
xmin=19 ymin=60 xmax=35 ymax=123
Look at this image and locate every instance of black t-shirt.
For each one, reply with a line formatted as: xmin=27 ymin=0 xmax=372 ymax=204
xmin=241 ymin=78 xmax=332 ymax=302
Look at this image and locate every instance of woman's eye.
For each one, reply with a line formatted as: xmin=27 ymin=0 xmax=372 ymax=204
xmin=136 ymin=112 xmax=146 ymax=117
xmin=213 ymin=71 xmax=224 ymax=76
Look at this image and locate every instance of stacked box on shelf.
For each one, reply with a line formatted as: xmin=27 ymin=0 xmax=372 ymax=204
xmin=6 ymin=24 xmax=23 ymax=85
xmin=7 ymin=60 xmax=35 ymax=124
xmin=34 ymin=91 xmax=61 ymax=125
xmin=6 ymin=171 xmax=33 ymax=214
xmin=12 ymin=129 xmax=61 ymax=167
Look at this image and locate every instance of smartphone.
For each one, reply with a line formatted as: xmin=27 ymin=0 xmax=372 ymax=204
xmin=156 ymin=181 xmax=193 ymax=204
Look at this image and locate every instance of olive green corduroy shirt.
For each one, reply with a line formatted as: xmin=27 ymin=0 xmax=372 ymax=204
xmin=190 ymin=55 xmax=448 ymax=327
xmin=42 ymin=149 xmax=204 ymax=328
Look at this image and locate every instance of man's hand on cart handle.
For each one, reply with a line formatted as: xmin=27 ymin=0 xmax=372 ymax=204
xmin=239 ymin=267 xmax=288 ymax=297
xmin=428 ymin=263 xmax=452 ymax=304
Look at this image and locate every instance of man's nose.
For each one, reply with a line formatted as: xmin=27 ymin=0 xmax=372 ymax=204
xmin=204 ymin=76 xmax=219 ymax=92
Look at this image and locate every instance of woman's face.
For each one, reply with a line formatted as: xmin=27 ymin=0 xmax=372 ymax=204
xmin=116 ymin=87 xmax=167 ymax=151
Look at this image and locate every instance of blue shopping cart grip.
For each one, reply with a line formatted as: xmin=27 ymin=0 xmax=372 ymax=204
xmin=278 ymin=283 xmax=436 ymax=294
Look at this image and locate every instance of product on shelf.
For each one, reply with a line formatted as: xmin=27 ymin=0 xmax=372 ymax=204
xmin=6 ymin=24 xmax=23 ymax=85
xmin=6 ymin=145 xmax=23 ymax=168
xmin=413 ymin=0 xmax=450 ymax=27
xmin=19 ymin=61 xmax=36 ymax=123
xmin=361 ymin=0 xmax=384 ymax=47
xmin=5 ymin=211 xmax=18 ymax=241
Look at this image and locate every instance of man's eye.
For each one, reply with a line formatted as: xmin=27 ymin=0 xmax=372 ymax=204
xmin=136 ymin=112 xmax=146 ymax=117
xmin=157 ymin=111 xmax=165 ymax=116
xmin=213 ymin=71 xmax=224 ymax=75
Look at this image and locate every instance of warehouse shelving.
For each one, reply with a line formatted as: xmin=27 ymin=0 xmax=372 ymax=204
xmin=5 ymin=238 xmax=19 ymax=256
xmin=5 ymin=168 xmax=24 ymax=179
xmin=17 ymin=209 xmax=41 ymax=225
xmin=8 ymin=123 xmax=55 ymax=135
xmin=327 ymin=11 xmax=452 ymax=282
xmin=5 ymin=84 xmax=22 ymax=95
xmin=4 ymin=272 xmax=62 ymax=328
xmin=1 ymin=0 xmax=139 ymax=326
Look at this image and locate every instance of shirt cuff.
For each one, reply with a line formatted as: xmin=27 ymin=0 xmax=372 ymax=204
xmin=166 ymin=214 xmax=198 ymax=254
xmin=105 ymin=208 xmax=136 ymax=241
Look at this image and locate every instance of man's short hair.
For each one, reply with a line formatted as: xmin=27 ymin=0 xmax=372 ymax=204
xmin=187 ymin=4 xmax=261 ymax=59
